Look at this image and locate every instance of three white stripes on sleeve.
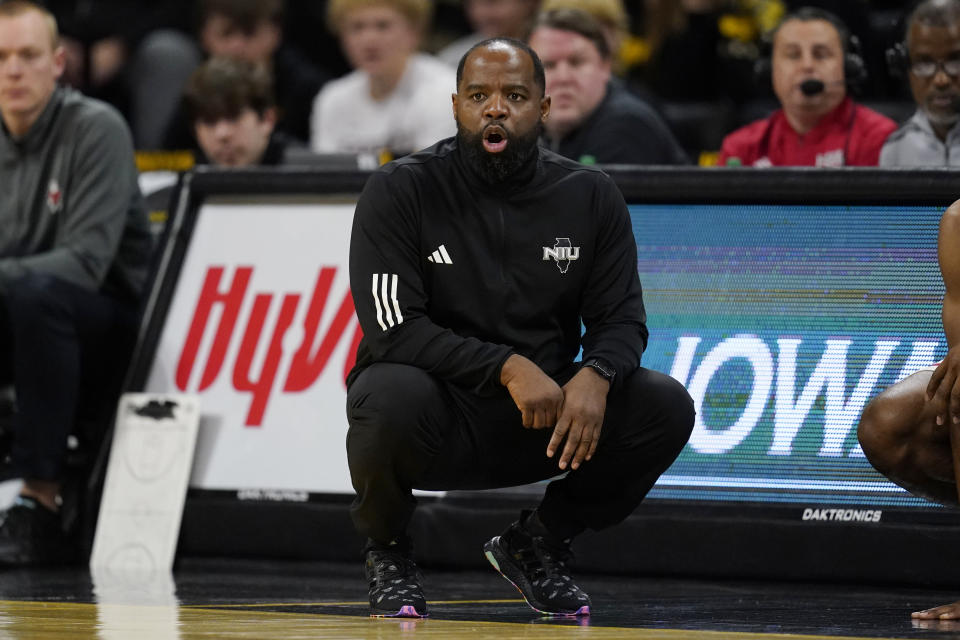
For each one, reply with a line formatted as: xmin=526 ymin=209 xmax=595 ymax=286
xmin=371 ymin=273 xmax=403 ymax=331
xmin=371 ymin=244 xmax=452 ymax=330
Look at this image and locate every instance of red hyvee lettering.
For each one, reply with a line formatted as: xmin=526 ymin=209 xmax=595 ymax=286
xmin=176 ymin=266 xmax=362 ymax=425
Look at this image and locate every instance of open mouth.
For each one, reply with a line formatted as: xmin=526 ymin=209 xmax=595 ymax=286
xmin=483 ymin=127 xmax=508 ymax=153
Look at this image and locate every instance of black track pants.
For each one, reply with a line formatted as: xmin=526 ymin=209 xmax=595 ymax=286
xmin=346 ymin=362 xmax=695 ymax=544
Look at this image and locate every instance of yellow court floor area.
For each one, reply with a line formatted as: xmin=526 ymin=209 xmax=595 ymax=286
xmin=0 ymin=560 xmax=957 ymax=639
xmin=0 ymin=600 xmax=950 ymax=640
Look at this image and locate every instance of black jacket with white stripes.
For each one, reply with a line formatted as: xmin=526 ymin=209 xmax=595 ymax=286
xmin=347 ymin=137 xmax=648 ymax=395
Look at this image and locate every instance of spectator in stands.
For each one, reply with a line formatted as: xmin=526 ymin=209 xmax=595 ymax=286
xmin=160 ymin=0 xmax=328 ymax=150
xmin=528 ymin=8 xmax=688 ymax=165
xmin=438 ymin=0 xmax=540 ymax=67
xmin=880 ymin=0 xmax=960 ymax=167
xmin=143 ymin=57 xmax=295 ymax=232
xmin=541 ymin=0 xmax=628 ymax=66
xmin=0 ymin=1 xmax=151 ymax=563
xmin=783 ymin=0 xmax=892 ymax=100
xmin=184 ymin=57 xmax=295 ymax=167
xmin=718 ymin=7 xmax=896 ymax=167
xmin=310 ymin=0 xmax=456 ymax=154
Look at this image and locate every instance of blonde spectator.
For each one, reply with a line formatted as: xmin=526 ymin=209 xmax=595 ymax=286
xmin=311 ymin=0 xmax=456 ymax=154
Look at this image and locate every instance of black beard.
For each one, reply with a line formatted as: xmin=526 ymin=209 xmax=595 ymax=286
xmin=456 ymin=120 xmax=541 ymax=185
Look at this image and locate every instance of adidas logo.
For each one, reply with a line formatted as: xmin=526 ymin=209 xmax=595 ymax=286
xmin=427 ymin=245 xmax=453 ymax=265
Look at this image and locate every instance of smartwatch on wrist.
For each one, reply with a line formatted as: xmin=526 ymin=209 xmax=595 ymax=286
xmin=581 ymin=357 xmax=616 ymax=384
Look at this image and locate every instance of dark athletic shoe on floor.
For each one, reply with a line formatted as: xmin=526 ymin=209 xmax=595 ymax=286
xmin=483 ymin=512 xmax=591 ymax=617
xmin=0 ymin=496 xmax=75 ymax=566
xmin=365 ymin=545 xmax=428 ymax=618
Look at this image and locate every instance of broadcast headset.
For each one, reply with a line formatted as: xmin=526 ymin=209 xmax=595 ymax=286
xmin=885 ymin=0 xmax=960 ymax=81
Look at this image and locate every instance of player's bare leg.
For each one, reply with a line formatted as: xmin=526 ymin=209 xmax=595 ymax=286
xmin=859 ymin=371 xmax=958 ymax=505
xmin=860 ymin=370 xmax=960 ymax=619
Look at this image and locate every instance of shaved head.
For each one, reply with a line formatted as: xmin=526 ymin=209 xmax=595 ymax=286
xmin=457 ymin=37 xmax=545 ymax=98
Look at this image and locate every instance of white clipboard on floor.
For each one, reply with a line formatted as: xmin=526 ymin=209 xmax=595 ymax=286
xmin=90 ymin=393 xmax=200 ymax=575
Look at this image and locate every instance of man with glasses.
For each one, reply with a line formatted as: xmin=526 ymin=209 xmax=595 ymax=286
xmin=881 ymin=0 xmax=960 ymax=166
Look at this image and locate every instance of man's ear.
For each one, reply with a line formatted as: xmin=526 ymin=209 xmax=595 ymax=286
xmin=52 ymin=45 xmax=66 ymax=80
xmin=261 ymin=107 xmax=278 ymax=129
xmin=265 ymin=23 xmax=282 ymax=55
xmin=599 ymin=57 xmax=613 ymax=80
xmin=540 ymin=95 xmax=551 ymax=122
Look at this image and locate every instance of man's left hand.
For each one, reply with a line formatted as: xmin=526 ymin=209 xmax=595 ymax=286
xmin=547 ymin=368 xmax=610 ymax=470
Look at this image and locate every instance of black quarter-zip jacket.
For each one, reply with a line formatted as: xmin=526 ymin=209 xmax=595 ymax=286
xmin=348 ymin=137 xmax=647 ymax=395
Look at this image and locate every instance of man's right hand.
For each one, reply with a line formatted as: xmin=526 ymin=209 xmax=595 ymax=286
xmin=500 ymin=354 xmax=564 ymax=429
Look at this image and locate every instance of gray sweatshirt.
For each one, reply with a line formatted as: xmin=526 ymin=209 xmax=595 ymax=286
xmin=879 ymin=110 xmax=960 ymax=167
xmin=0 ymin=86 xmax=151 ymax=302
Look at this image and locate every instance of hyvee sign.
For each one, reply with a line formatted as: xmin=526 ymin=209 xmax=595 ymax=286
xmin=145 ymin=203 xmax=359 ymax=493
xmin=175 ymin=265 xmax=361 ymax=426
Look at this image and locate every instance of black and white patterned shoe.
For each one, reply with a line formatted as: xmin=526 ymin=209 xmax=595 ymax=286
xmin=483 ymin=511 xmax=591 ymax=616
xmin=365 ymin=545 xmax=428 ymax=618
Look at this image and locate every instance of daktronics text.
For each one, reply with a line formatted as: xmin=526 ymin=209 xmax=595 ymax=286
xmin=175 ymin=266 xmax=363 ymax=426
xmin=802 ymin=508 xmax=882 ymax=522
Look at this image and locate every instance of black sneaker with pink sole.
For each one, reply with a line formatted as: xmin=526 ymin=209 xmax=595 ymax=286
xmin=483 ymin=511 xmax=591 ymax=617
xmin=364 ymin=544 xmax=428 ymax=618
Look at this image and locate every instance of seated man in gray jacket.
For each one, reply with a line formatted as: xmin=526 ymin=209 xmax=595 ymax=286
xmin=0 ymin=1 xmax=151 ymax=563
xmin=881 ymin=0 xmax=960 ymax=167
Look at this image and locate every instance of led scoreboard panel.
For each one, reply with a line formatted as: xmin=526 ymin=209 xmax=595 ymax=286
xmin=136 ymin=168 xmax=958 ymax=523
xmin=632 ymin=202 xmax=944 ymax=508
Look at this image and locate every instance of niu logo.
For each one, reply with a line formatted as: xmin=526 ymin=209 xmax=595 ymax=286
xmin=542 ymin=237 xmax=580 ymax=274
xmin=175 ymin=266 xmax=363 ymax=427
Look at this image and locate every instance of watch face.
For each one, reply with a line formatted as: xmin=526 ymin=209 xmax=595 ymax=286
xmin=586 ymin=360 xmax=614 ymax=381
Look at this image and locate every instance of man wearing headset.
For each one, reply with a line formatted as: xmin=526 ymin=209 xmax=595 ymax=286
xmin=881 ymin=0 xmax=960 ymax=167
xmin=718 ymin=7 xmax=896 ymax=167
